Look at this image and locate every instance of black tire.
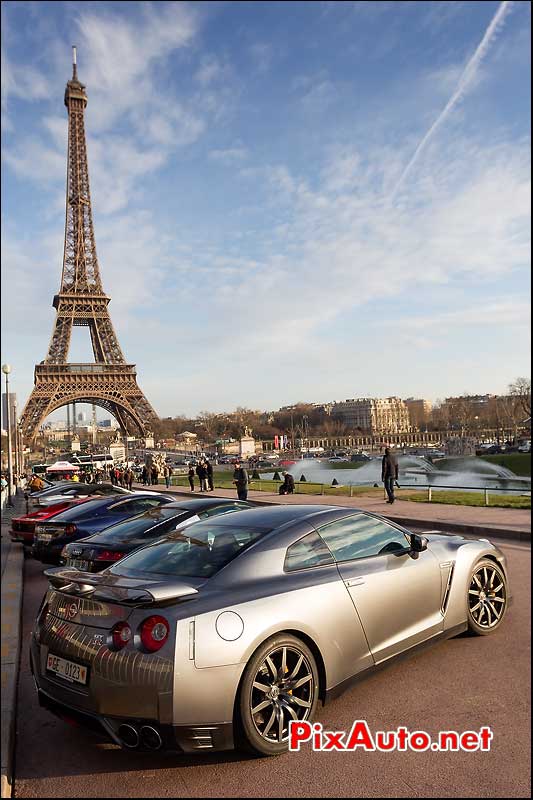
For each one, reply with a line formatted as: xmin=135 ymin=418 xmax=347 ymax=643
xmin=237 ymin=634 xmax=319 ymax=756
xmin=467 ymin=559 xmax=508 ymax=636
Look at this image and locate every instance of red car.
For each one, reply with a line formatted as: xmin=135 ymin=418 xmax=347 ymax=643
xmin=10 ymin=498 xmax=90 ymax=546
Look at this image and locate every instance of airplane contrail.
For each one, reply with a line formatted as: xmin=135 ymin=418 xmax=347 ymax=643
xmin=390 ymin=0 xmax=514 ymax=200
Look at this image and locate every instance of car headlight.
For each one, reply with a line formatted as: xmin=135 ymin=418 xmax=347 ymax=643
xmin=35 ymin=525 xmax=45 ymax=534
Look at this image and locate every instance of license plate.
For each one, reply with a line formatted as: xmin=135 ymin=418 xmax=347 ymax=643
xmin=46 ymin=654 xmax=88 ymax=685
xmin=67 ymin=559 xmax=89 ymax=571
xmin=37 ymin=533 xmax=52 ymax=542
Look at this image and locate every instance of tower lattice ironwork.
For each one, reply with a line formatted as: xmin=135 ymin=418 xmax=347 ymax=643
xmin=20 ymin=48 xmax=159 ymax=441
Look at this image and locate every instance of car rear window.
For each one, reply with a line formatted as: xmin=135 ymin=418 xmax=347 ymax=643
xmin=109 ymin=521 xmax=271 ymax=579
xmin=91 ymin=507 xmax=185 ymax=543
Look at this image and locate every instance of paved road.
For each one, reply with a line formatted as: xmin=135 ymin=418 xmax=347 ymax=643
xmin=13 ymin=540 xmax=531 ymax=798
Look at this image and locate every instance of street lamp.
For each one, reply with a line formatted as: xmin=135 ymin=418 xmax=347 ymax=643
xmin=2 ymin=363 xmax=14 ymax=506
xmin=302 ymin=415 xmax=309 ymax=456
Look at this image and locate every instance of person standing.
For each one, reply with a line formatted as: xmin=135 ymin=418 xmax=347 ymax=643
xmin=151 ymin=464 xmax=159 ymax=486
xmin=205 ymin=459 xmax=214 ymax=491
xmin=381 ymin=447 xmax=399 ymax=504
xmin=196 ymin=461 xmax=208 ymax=492
xmin=188 ymin=464 xmax=195 ymax=492
xmin=164 ymin=465 xmax=172 ymax=489
xmin=233 ymin=460 xmax=249 ymax=501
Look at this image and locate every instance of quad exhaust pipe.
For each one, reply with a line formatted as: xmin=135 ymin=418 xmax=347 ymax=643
xmin=140 ymin=725 xmax=163 ymax=750
xmin=117 ymin=724 xmax=139 ymax=748
xmin=117 ymin=723 xmax=162 ymax=751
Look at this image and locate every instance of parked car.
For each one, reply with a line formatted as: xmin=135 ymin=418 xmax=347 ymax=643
xmin=27 ymin=482 xmax=133 ymax=510
xmin=33 ymin=505 xmax=509 ymax=757
xmin=31 ymin=493 xmax=173 ymax=565
xmin=518 ymin=441 xmax=531 ymax=453
xmin=60 ymin=498 xmax=255 ymax=572
xmin=10 ymin=499 xmax=91 ymax=547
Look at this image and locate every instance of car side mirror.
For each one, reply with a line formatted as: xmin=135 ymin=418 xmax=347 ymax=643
xmin=410 ymin=534 xmax=428 ymax=555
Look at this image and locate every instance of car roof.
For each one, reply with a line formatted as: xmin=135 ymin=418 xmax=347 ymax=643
xmin=202 ymin=504 xmax=340 ymax=529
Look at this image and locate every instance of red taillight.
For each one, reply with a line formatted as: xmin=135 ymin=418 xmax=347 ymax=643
xmin=111 ymin=621 xmax=132 ymax=650
xmin=95 ymin=550 xmax=124 ymax=562
xmin=139 ymin=615 xmax=169 ymax=652
xmin=64 ymin=524 xmax=77 ymax=535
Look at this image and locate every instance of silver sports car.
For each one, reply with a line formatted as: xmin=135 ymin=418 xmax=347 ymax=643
xmin=31 ymin=504 xmax=509 ymax=756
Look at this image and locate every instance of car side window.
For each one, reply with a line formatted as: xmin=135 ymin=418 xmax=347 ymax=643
xmin=316 ymin=514 xmax=410 ymax=563
xmin=284 ymin=531 xmax=335 ymax=572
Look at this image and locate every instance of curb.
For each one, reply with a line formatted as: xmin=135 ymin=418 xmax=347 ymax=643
xmin=152 ymin=485 xmax=531 ymax=543
xmin=1 ymin=544 xmax=24 ymax=798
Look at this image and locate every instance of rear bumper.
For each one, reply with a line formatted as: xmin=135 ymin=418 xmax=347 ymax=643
xmin=31 ymin=540 xmax=64 ymax=564
xmin=30 ymin=647 xmax=234 ymax=753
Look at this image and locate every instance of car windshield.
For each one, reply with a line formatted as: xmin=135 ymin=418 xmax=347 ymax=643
xmin=90 ymin=506 xmax=186 ymax=543
xmin=109 ymin=521 xmax=271 ymax=579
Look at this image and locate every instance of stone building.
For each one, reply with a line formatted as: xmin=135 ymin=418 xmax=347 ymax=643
xmin=331 ymin=397 xmax=410 ymax=434
xmin=404 ymin=398 xmax=432 ymax=430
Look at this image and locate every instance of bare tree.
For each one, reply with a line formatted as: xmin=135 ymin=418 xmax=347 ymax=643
xmin=508 ymin=377 xmax=531 ymax=419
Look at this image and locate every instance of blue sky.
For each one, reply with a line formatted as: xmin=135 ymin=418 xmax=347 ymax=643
xmin=1 ymin=0 xmax=531 ymax=420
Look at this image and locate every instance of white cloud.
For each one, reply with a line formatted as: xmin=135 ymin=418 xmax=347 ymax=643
xmin=248 ymin=42 xmax=274 ymax=74
xmin=209 ymin=146 xmax=248 ymax=164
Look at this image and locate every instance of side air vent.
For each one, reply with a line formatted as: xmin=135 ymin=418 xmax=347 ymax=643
xmin=441 ymin=564 xmax=455 ymax=614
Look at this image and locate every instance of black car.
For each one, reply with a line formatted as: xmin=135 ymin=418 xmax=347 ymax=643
xmin=31 ymin=493 xmax=173 ymax=565
xmin=59 ymin=498 xmax=255 ymax=572
xmin=27 ymin=482 xmax=132 ymax=509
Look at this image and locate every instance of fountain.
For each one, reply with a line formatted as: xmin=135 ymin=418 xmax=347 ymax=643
xmin=260 ymin=456 xmax=530 ymax=493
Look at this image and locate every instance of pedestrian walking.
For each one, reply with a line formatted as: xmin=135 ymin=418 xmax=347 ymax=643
xmin=127 ymin=468 xmax=134 ymax=490
xmin=164 ymin=465 xmax=172 ymax=489
xmin=205 ymin=459 xmax=214 ymax=491
xmin=188 ymin=464 xmax=195 ymax=492
xmin=233 ymin=460 xmax=249 ymax=501
xmin=381 ymin=447 xmax=399 ymax=504
xmin=151 ymin=464 xmax=159 ymax=486
xmin=141 ymin=465 xmax=148 ymax=486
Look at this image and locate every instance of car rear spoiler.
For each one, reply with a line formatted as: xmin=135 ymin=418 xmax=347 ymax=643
xmin=43 ymin=567 xmax=199 ymax=605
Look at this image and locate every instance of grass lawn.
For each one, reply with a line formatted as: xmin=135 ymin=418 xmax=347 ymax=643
xmin=401 ymin=490 xmax=530 ymax=509
xmin=479 ymin=453 xmax=531 ymax=477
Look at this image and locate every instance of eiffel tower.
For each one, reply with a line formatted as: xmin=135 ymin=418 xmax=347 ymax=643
xmin=20 ymin=48 xmax=159 ymax=442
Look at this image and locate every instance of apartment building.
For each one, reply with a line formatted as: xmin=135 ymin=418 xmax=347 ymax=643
xmin=404 ymin=398 xmax=432 ymax=430
xmin=331 ymin=397 xmax=410 ymax=434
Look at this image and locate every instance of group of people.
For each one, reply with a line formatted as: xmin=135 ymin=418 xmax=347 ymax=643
xmin=108 ymin=465 xmax=136 ymax=490
xmin=188 ymin=459 xmax=214 ymax=492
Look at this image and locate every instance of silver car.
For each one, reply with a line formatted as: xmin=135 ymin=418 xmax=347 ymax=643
xmin=31 ymin=505 xmax=510 ymax=756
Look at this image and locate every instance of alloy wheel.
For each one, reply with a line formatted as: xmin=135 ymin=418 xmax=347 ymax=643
xmin=468 ymin=563 xmax=506 ymax=630
xmin=250 ymin=645 xmax=315 ymax=744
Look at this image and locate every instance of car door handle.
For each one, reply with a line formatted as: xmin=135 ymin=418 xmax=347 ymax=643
xmin=344 ymin=578 xmax=365 ymax=588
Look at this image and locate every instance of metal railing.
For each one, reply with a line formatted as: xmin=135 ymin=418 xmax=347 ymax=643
xmin=162 ymin=476 xmax=530 ymax=506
